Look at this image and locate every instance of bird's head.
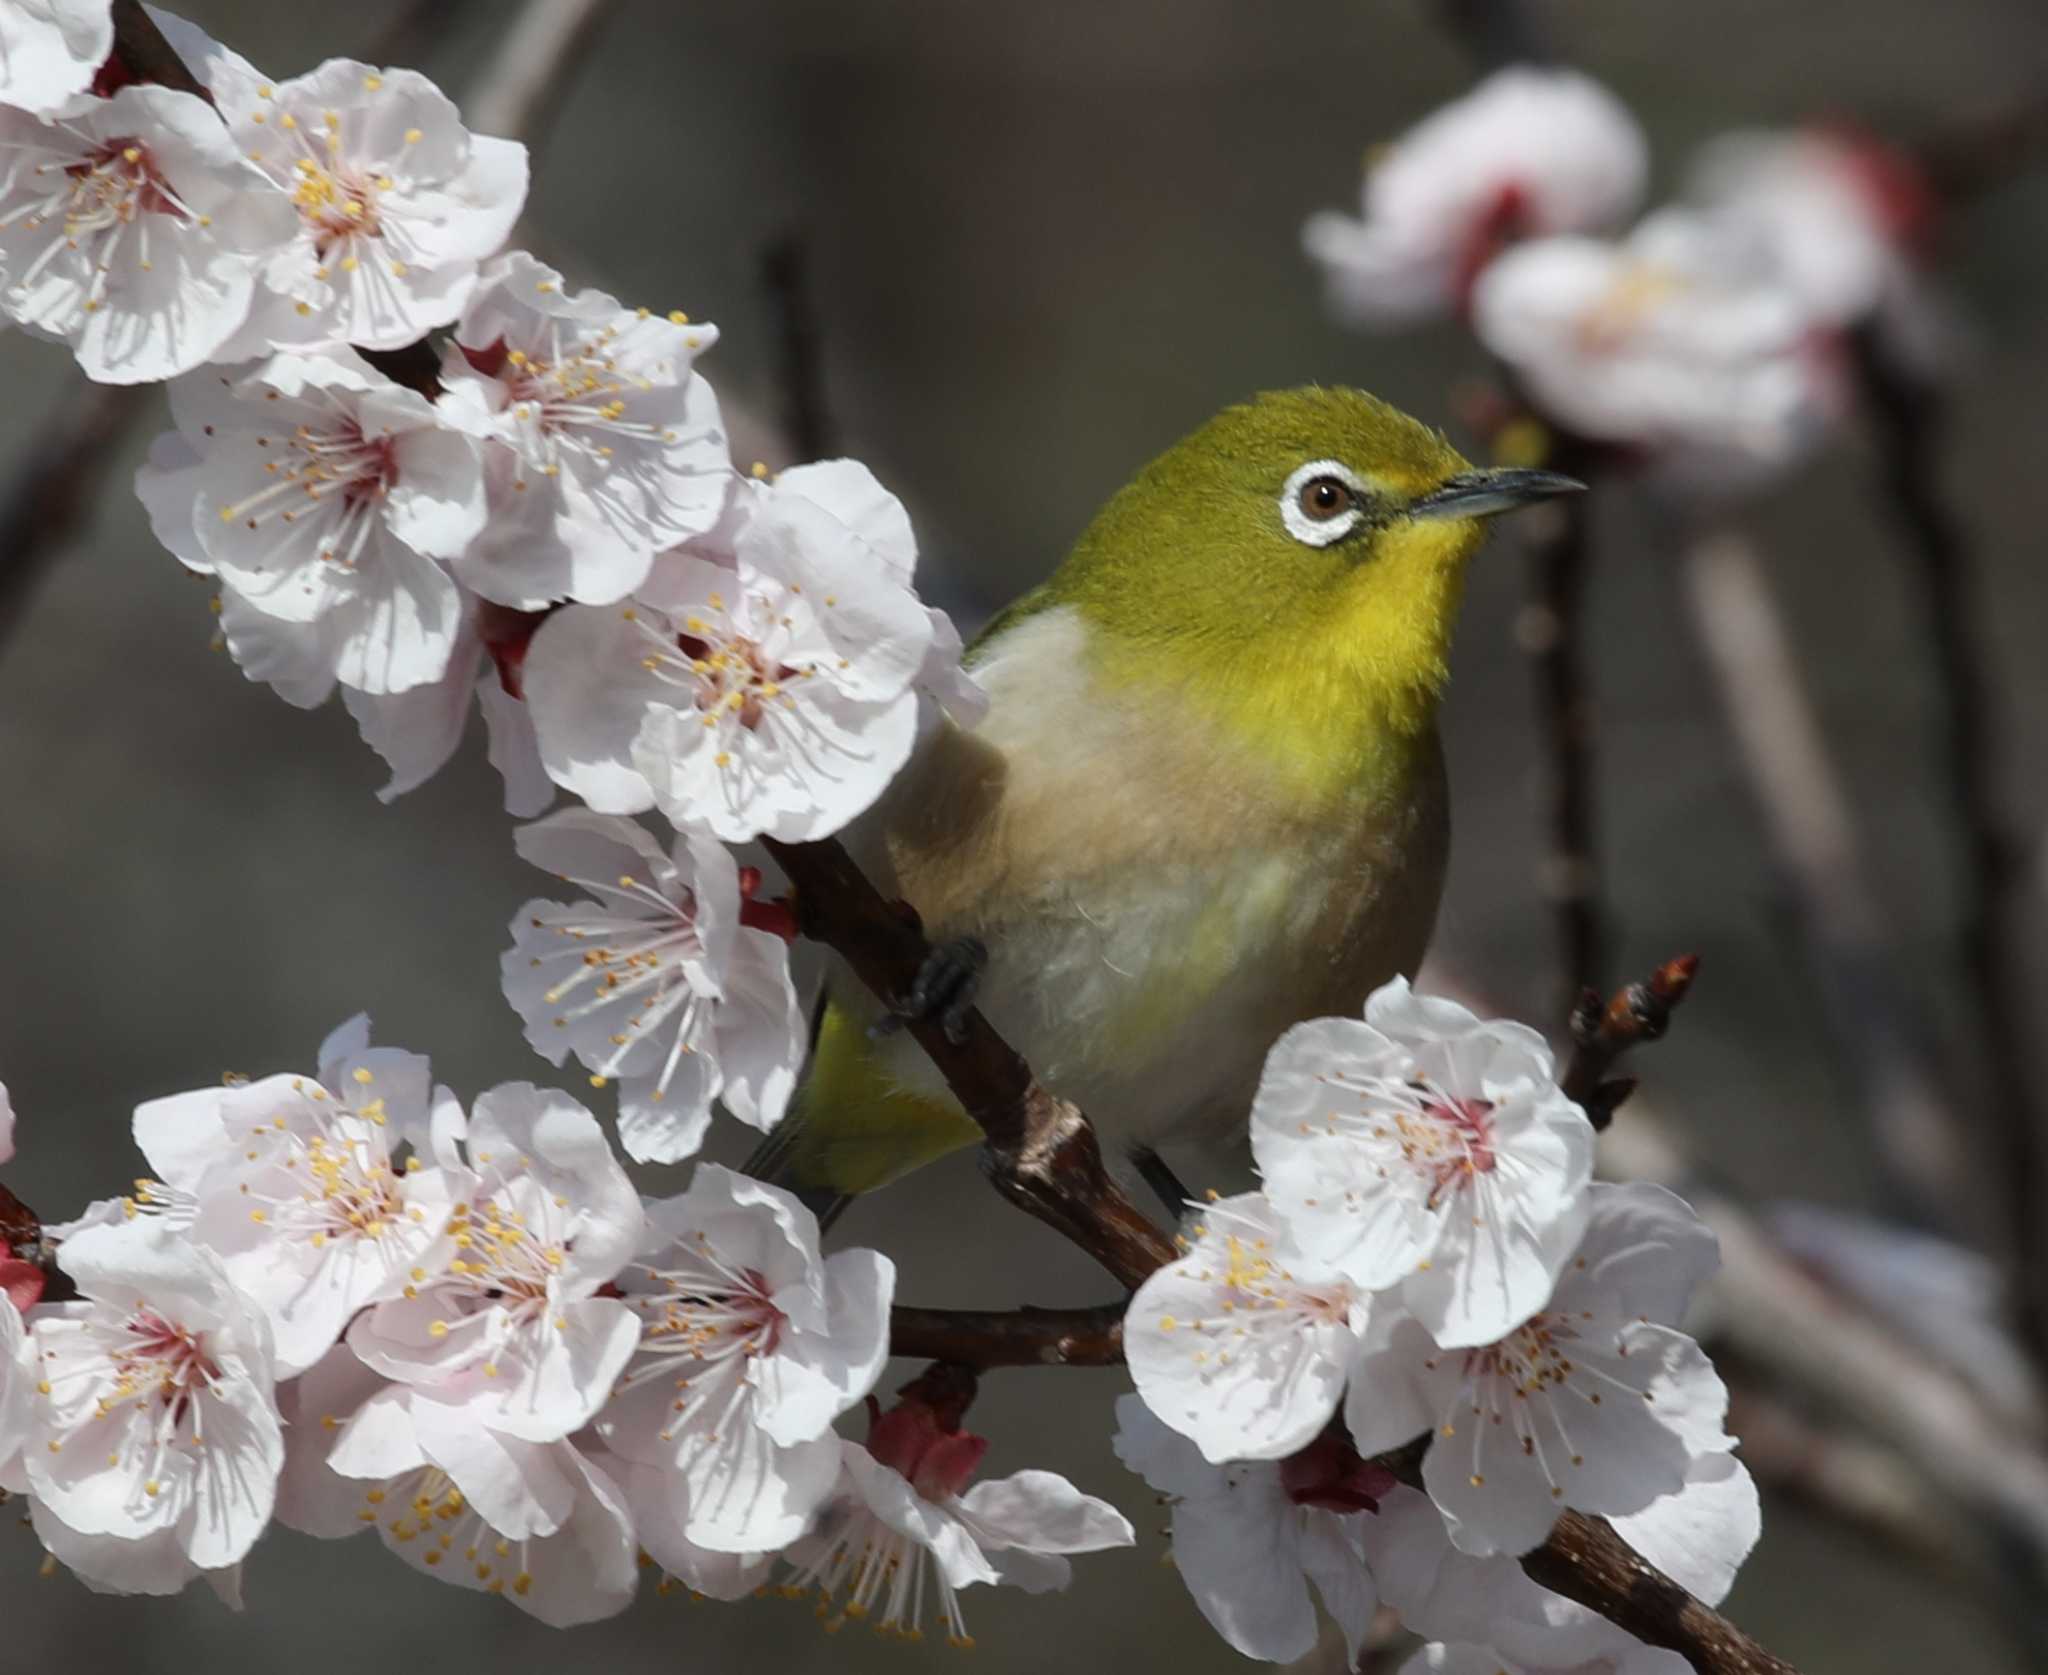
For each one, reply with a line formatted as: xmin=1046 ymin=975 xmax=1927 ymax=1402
xmin=1050 ymin=386 xmax=1580 ymax=794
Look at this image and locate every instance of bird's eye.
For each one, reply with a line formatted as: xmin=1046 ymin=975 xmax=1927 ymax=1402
xmin=1279 ymin=459 xmax=1370 ymax=547
xmin=1298 ymin=476 xmax=1353 ymax=521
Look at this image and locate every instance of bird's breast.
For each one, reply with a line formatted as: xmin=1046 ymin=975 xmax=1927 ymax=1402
xmin=852 ymin=605 xmax=1450 ymax=1151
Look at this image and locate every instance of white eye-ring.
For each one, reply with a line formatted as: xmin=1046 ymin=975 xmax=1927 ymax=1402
xmin=1279 ymin=459 xmax=1370 ymax=547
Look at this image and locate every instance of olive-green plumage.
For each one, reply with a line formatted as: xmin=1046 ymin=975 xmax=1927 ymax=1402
xmin=750 ymin=387 xmax=1573 ymax=1204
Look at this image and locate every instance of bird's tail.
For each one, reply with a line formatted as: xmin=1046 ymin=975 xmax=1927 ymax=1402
xmin=740 ymin=986 xmax=983 ymax=1229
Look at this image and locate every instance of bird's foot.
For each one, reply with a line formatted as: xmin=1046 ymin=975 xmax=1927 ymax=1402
xmin=869 ymin=936 xmax=988 ymax=1046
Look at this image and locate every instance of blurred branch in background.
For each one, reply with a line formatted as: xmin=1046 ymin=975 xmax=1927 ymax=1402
xmin=762 ymin=235 xmax=839 ymax=464
xmin=1679 ymin=532 xmax=1980 ymax=1236
xmin=1851 ymin=327 xmax=2048 ymax=1367
xmin=0 ymin=0 xmax=604 ymax=655
xmin=1518 ymin=445 xmax=1608 ymax=1004
xmin=1600 ymin=1098 xmax=2048 ymax=1666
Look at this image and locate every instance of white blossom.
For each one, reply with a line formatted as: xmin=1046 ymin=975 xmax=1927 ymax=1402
xmin=145 ymin=348 xmax=486 ymax=694
xmin=130 ymin=1015 xmax=461 ymax=1377
xmin=755 ymin=459 xmax=988 ymax=727
xmin=1303 ymin=67 xmax=1645 ymax=327
xmin=782 ymin=1388 xmax=1133 ymax=1647
xmin=1252 ymin=977 xmax=1595 ymax=1349
xmin=600 ymin=1165 xmax=893 ymax=1560
xmin=1472 ymin=210 xmax=1843 ymax=484
xmin=0 ymin=85 xmax=295 ymax=380
xmin=285 ymin=1348 xmax=639 ymax=1625
xmin=501 ymin=809 xmax=805 ymax=1162
xmin=522 ymin=508 xmax=933 ymax=839
xmin=0 ymin=0 xmax=111 ymax=114
xmin=23 ymin=1218 xmax=283 ymax=1593
xmin=194 ymin=50 xmax=527 ymax=355
xmin=437 ymin=251 xmax=731 ymax=609
xmin=1403 ymin=1640 xmax=1689 ymax=1675
xmin=1346 ymin=1183 xmax=1733 ymax=1557
xmin=0 ymin=1291 xmax=31 ymax=1479
xmin=1124 ymin=1192 xmax=1364 ymax=1464
xmin=1111 ymin=1394 xmax=1382 ymax=1664
xmin=344 ymin=1083 xmax=643 ymax=1507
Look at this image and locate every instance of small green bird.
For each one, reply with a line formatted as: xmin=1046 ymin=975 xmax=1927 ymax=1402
xmin=751 ymin=386 xmax=1578 ymax=1210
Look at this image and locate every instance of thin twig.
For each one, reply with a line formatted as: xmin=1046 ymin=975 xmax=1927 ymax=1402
xmin=1561 ymin=954 xmax=1699 ymax=1130
xmin=889 ymin=1301 xmax=1126 ymax=1368
xmin=1853 ymin=327 xmax=2048 ymax=1364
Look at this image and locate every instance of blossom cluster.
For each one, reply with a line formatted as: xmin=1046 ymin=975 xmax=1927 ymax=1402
xmin=1114 ymin=979 xmax=1758 ymax=1667
xmin=0 ymin=1037 xmax=1132 ymax=1629
xmin=0 ymin=6 xmax=977 ymax=848
xmin=1303 ymin=64 xmax=1939 ymax=484
xmin=0 ymin=6 xmax=982 ymax=1168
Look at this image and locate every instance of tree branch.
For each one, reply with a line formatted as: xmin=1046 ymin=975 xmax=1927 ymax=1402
xmin=1852 ymin=325 xmax=2048 ymax=1365
xmin=1519 ymin=444 xmax=1608 ymax=1008
xmin=889 ymin=1301 xmax=1126 ymax=1368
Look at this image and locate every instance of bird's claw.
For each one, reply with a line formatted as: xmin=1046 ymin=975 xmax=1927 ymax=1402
xmin=869 ymin=936 xmax=988 ymax=1045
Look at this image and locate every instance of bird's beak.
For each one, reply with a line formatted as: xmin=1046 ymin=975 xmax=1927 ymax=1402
xmin=1406 ymin=467 xmax=1586 ymax=522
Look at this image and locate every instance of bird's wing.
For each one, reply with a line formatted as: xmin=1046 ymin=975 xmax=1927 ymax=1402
xmin=739 ymin=979 xmax=981 ymax=1216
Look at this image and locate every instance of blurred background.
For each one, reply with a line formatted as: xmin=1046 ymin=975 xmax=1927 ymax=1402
xmin=2 ymin=0 xmax=2046 ymax=1669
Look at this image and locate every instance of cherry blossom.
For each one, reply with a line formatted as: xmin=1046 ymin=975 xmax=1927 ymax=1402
xmin=129 ymin=1015 xmax=460 ymax=1377
xmin=500 ymin=810 xmax=806 ymax=1162
xmin=0 ymin=85 xmax=296 ymax=381
xmin=437 ymin=251 xmax=732 ymax=609
xmin=0 ymin=0 xmax=111 ymax=114
xmin=1111 ymin=1394 xmax=1387 ymax=1663
xmin=1252 ymin=977 xmax=1595 ymax=1349
xmin=1124 ymin=1192 xmax=1365 ymax=1464
xmin=751 ymin=459 xmax=988 ymax=727
xmin=23 ymin=1219 xmax=283 ymax=1594
xmin=1345 ymin=1183 xmax=1734 ymax=1557
xmin=0 ymin=1291 xmax=31 ymax=1476
xmin=781 ymin=1371 xmax=1133 ymax=1646
xmin=599 ymin=1165 xmax=893 ymax=1560
xmin=1471 ymin=210 xmax=1844 ymax=484
xmin=282 ymin=1348 xmax=639 ymax=1626
xmin=187 ymin=47 xmax=528 ymax=355
xmin=145 ymin=348 xmax=486 ymax=694
xmin=344 ymin=1082 xmax=643 ymax=1518
xmin=1303 ymin=67 xmax=1646 ymax=327
xmin=523 ymin=538 xmax=931 ymax=841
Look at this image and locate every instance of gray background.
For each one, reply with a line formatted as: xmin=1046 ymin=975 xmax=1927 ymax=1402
xmin=2 ymin=1 xmax=2045 ymax=1669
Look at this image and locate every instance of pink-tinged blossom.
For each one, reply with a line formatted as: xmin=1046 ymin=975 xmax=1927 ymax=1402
xmin=501 ymin=810 xmax=806 ymax=1162
xmin=1124 ymin=1192 xmax=1365 ymax=1464
xmin=146 ymin=348 xmax=485 ymax=694
xmin=781 ymin=1373 xmax=1133 ymax=1646
xmin=1346 ymin=1184 xmax=1734 ymax=1558
xmin=1303 ymin=67 xmax=1645 ymax=327
xmin=0 ymin=1076 xmax=13 ymax=1164
xmin=0 ymin=0 xmax=111 ymax=114
xmin=23 ymin=1219 xmax=283 ymax=1593
xmin=283 ymin=1348 xmax=639 ymax=1625
xmin=0 ymin=1292 xmax=31 ymax=1480
xmin=191 ymin=48 xmax=528 ymax=355
xmin=600 ymin=1166 xmax=893 ymax=1559
xmin=1252 ymin=977 xmax=1595 ymax=1349
xmin=129 ymin=1015 xmax=460 ymax=1377
xmin=0 ymin=85 xmax=295 ymax=381
xmin=438 ymin=251 xmax=731 ymax=609
xmin=345 ymin=1083 xmax=643 ymax=1494
xmin=1112 ymin=1395 xmax=1387 ymax=1664
xmin=1472 ymin=211 xmax=1845 ymax=486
